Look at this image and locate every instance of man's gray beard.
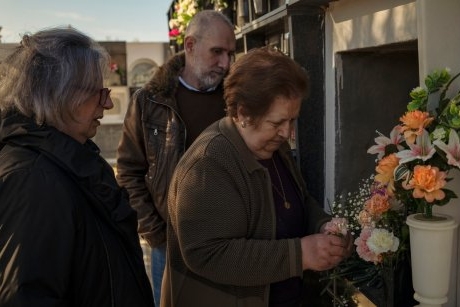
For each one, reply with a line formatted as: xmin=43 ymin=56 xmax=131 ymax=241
xmin=197 ymin=73 xmax=223 ymax=91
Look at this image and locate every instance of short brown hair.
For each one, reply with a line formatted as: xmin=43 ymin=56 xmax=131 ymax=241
xmin=224 ymin=47 xmax=309 ymax=123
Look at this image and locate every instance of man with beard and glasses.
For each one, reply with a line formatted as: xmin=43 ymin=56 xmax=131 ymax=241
xmin=116 ymin=9 xmax=236 ymax=307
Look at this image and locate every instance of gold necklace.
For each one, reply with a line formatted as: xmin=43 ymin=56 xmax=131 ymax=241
xmin=271 ymin=158 xmax=291 ymax=209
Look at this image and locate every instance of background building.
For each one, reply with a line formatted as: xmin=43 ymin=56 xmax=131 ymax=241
xmin=87 ymin=41 xmax=170 ymax=165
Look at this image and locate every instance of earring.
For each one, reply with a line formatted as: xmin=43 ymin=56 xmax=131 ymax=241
xmin=241 ymin=121 xmax=246 ymax=128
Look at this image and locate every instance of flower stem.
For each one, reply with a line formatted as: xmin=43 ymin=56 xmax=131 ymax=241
xmin=424 ymin=204 xmax=433 ymax=218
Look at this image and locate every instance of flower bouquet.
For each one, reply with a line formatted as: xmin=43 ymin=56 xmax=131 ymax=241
xmin=323 ymin=68 xmax=460 ymax=305
xmin=168 ymin=0 xmax=228 ymax=46
xmin=368 ymin=68 xmax=460 ymax=219
xmin=323 ymin=177 xmax=410 ymax=306
xmin=369 ymin=67 xmax=460 ymax=306
xmin=168 ymin=0 xmax=198 ymax=46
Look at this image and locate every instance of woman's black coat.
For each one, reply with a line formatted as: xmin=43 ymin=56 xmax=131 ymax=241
xmin=0 ymin=112 xmax=154 ymax=307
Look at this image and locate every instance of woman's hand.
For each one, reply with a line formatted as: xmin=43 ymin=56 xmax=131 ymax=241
xmin=343 ymin=231 xmax=354 ymax=258
xmin=300 ymin=233 xmax=351 ymax=271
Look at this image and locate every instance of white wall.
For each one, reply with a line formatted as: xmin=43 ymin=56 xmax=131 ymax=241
xmin=126 ymin=42 xmax=169 ymax=86
xmin=329 ymin=0 xmax=416 ymax=52
xmin=126 ymin=42 xmax=168 ymax=72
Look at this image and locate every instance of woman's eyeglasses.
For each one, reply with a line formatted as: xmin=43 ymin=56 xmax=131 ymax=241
xmin=99 ymin=88 xmax=112 ymax=106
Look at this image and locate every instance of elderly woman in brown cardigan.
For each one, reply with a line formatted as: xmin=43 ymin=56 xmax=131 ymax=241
xmin=162 ymin=47 xmax=353 ymax=307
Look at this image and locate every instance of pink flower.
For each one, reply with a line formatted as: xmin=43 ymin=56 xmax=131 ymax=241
xmin=323 ymin=217 xmax=348 ymax=237
xmin=433 ymin=129 xmax=460 ymax=168
xmin=396 ymin=129 xmax=436 ymax=164
xmin=367 ymin=126 xmax=404 ymax=160
xmin=169 ymin=28 xmax=181 ymax=38
xmin=355 ymin=227 xmax=399 ymax=264
xmin=110 ymin=63 xmax=118 ymax=73
xmin=357 ymin=210 xmax=373 ymax=227
xmin=354 ymin=227 xmax=381 ymax=264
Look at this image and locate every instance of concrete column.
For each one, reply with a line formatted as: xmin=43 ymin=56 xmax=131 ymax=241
xmin=417 ymin=1 xmax=460 ymax=306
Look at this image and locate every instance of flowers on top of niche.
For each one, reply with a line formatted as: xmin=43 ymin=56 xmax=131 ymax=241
xmin=168 ymin=0 xmax=228 ymax=46
xmin=169 ymin=0 xmax=198 ymax=45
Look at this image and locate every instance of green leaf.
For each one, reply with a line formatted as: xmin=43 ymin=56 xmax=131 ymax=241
xmin=443 ymin=188 xmax=458 ymax=200
xmin=425 ymin=69 xmax=451 ymax=94
xmin=394 ymin=164 xmax=410 ymax=182
xmin=407 ymin=100 xmax=423 ymax=111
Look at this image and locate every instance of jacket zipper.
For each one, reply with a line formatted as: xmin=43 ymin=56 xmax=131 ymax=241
xmin=149 ymin=98 xmax=187 ymax=153
xmin=95 ymin=219 xmax=115 ymax=307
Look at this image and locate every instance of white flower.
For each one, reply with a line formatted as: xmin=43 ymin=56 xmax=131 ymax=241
xmin=366 ymin=228 xmax=399 ymax=255
xmin=169 ymin=19 xmax=179 ymax=29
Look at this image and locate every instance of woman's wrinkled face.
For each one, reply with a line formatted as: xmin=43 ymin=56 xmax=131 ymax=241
xmin=238 ymin=96 xmax=301 ymax=160
xmin=59 ymin=88 xmax=113 ymax=143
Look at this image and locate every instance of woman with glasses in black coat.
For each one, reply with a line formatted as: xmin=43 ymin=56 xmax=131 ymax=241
xmin=0 ymin=27 xmax=154 ymax=307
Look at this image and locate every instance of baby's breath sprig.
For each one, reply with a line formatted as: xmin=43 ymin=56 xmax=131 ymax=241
xmin=328 ymin=176 xmax=375 ymax=238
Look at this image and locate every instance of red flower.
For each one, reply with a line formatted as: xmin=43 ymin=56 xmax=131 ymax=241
xmin=169 ymin=28 xmax=180 ymax=38
xmin=110 ymin=63 xmax=118 ymax=73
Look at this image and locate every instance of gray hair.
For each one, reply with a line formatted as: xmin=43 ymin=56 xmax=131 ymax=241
xmin=185 ymin=10 xmax=233 ymax=40
xmin=0 ymin=26 xmax=110 ymax=127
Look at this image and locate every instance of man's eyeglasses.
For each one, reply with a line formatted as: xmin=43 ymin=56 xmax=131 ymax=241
xmin=98 ymin=88 xmax=112 ymax=106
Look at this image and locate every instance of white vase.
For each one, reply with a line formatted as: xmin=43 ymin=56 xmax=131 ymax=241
xmin=406 ymin=213 xmax=458 ymax=307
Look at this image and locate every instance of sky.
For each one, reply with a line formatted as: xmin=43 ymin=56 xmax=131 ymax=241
xmin=0 ymin=0 xmax=173 ymax=43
